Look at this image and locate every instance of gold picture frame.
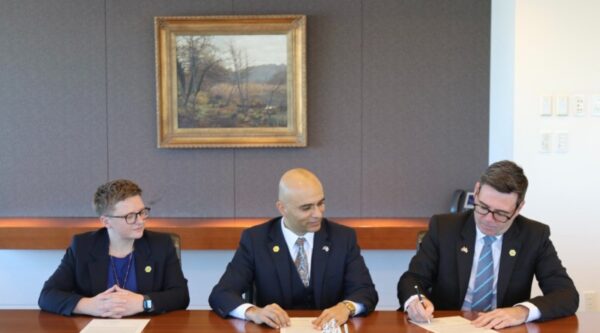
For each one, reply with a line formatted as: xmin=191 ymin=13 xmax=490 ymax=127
xmin=155 ymin=15 xmax=306 ymax=148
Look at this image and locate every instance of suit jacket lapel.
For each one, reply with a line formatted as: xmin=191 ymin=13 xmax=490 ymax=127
xmin=497 ymin=218 xmax=522 ymax=307
xmin=457 ymin=215 xmax=476 ymax=305
xmin=89 ymin=229 xmax=110 ymax=294
xmin=312 ymin=220 xmax=332 ymax=308
xmin=268 ymin=219 xmax=293 ymax=307
xmin=134 ymin=233 xmax=154 ymax=293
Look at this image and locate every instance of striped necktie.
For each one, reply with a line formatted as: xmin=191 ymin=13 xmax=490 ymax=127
xmin=471 ymin=235 xmax=497 ymax=311
xmin=294 ymin=237 xmax=310 ymax=287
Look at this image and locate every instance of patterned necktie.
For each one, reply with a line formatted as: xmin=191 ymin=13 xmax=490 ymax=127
xmin=471 ymin=235 xmax=497 ymax=311
xmin=294 ymin=237 xmax=310 ymax=287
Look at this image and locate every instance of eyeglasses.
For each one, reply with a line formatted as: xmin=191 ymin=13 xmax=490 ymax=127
xmin=472 ymin=203 xmax=515 ymax=223
xmin=106 ymin=207 xmax=150 ymax=224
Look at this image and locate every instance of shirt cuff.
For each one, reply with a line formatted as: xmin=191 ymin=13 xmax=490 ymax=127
xmin=348 ymin=301 xmax=365 ymax=316
xmin=232 ymin=301 xmax=367 ymax=318
xmin=229 ymin=303 xmax=254 ymax=320
xmin=403 ymin=295 xmax=420 ymax=311
xmin=515 ymin=302 xmax=541 ymax=322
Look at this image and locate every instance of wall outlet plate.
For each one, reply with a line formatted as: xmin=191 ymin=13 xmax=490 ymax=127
xmin=555 ymin=131 xmax=569 ymax=153
xmin=571 ymin=94 xmax=586 ymax=117
xmin=540 ymin=132 xmax=552 ymax=153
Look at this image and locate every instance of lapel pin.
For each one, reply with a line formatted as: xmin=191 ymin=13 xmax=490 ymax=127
xmin=509 ymin=249 xmax=517 ymax=257
xmin=273 ymin=245 xmax=280 ymax=253
xmin=322 ymin=245 xmax=330 ymax=252
xmin=460 ymin=246 xmax=469 ymax=254
xmin=145 ymin=266 xmax=152 ymax=273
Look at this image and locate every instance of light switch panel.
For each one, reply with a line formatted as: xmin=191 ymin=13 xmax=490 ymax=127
xmin=556 ymin=96 xmax=569 ymax=116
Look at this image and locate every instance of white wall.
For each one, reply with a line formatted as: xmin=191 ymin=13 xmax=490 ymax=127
xmin=491 ymin=0 xmax=600 ymax=311
xmin=489 ymin=0 xmax=515 ymax=162
xmin=0 ymin=249 xmax=412 ymax=310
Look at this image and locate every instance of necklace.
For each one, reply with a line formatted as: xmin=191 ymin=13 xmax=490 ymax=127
xmin=110 ymin=252 xmax=133 ymax=289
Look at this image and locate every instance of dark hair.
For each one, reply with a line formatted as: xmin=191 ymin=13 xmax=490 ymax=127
xmin=93 ymin=179 xmax=142 ymax=215
xmin=479 ymin=160 xmax=528 ymax=204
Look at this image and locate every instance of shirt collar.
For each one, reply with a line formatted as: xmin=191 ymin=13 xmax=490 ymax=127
xmin=280 ymin=217 xmax=314 ymax=249
xmin=475 ymin=225 xmax=504 ymax=242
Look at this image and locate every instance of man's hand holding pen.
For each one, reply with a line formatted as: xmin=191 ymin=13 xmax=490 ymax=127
xmin=407 ymin=285 xmax=434 ymax=323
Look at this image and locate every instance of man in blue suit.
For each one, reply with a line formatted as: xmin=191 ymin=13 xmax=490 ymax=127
xmin=209 ymin=168 xmax=378 ymax=329
xmin=397 ymin=160 xmax=578 ymax=329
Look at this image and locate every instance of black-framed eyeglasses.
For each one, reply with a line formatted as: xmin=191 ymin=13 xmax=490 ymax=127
xmin=472 ymin=203 xmax=515 ymax=223
xmin=106 ymin=207 xmax=151 ymax=224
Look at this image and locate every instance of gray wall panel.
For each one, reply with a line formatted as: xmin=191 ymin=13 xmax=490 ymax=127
xmin=105 ymin=0 xmax=235 ymax=217
xmin=0 ymin=0 xmax=107 ymax=216
xmin=0 ymin=0 xmax=490 ymax=219
xmin=362 ymin=0 xmax=490 ymax=217
xmin=232 ymin=0 xmax=363 ymax=218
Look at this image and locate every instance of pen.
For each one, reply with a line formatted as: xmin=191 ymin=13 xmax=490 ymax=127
xmin=414 ymin=285 xmax=431 ymax=324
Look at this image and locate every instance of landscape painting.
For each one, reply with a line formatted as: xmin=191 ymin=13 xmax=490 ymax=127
xmin=155 ymin=15 xmax=306 ymax=148
xmin=176 ymin=34 xmax=288 ymax=129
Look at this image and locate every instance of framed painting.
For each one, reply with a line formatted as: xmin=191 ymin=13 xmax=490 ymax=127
xmin=155 ymin=15 xmax=306 ymax=148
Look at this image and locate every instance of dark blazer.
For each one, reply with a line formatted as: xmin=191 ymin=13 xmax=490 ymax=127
xmin=397 ymin=211 xmax=578 ymax=321
xmin=38 ymin=228 xmax=189 ymax=316
xmin=209 ymin=217 xmax=378 ymax=317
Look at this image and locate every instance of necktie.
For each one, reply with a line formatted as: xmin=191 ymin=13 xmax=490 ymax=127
xmin=471 ymin=235 xmax=497 ymax=311
xmin=294 ymin=237 xmax=310 ymax=287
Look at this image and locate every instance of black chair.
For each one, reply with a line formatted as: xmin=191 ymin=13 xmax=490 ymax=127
xmin=416 ymin=230 xmax=426 ymax=252
xmin=169 ymin=233 xmax=182 ymax=266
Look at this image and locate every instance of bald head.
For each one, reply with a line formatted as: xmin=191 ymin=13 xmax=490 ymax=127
xmin=277 ymin=168 xmax=325 ymax=235
xmin=278 ymin=168 xmax=323 ymax=202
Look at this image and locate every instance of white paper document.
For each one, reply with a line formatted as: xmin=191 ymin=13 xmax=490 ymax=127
xmin=280 ymin=317 xmax=344 ymax=333
xmin=411 ymin=316 xmax=496 ymax=333
xmin=80 ymin=319 xmax=150 ymax=333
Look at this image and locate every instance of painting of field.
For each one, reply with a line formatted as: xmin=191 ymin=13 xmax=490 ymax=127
xmin=176 ymin=34 xmax=288 ymax=128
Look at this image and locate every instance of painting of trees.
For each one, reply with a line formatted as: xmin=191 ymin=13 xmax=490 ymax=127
xmin=175 ymin=34 xmax=288 ymax=128
xmin=156 ymin=15 xmax=306 ymax=148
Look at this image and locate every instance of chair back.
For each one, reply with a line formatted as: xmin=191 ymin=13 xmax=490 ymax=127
xmin=169 ymin=233 xmax=182 ymax=266
xmin=416 ymin=230 xmax=426 ymax=252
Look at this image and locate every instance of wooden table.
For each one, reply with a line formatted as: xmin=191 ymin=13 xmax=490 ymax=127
xmin=0 ymin=310 xmax=594 ymax=333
